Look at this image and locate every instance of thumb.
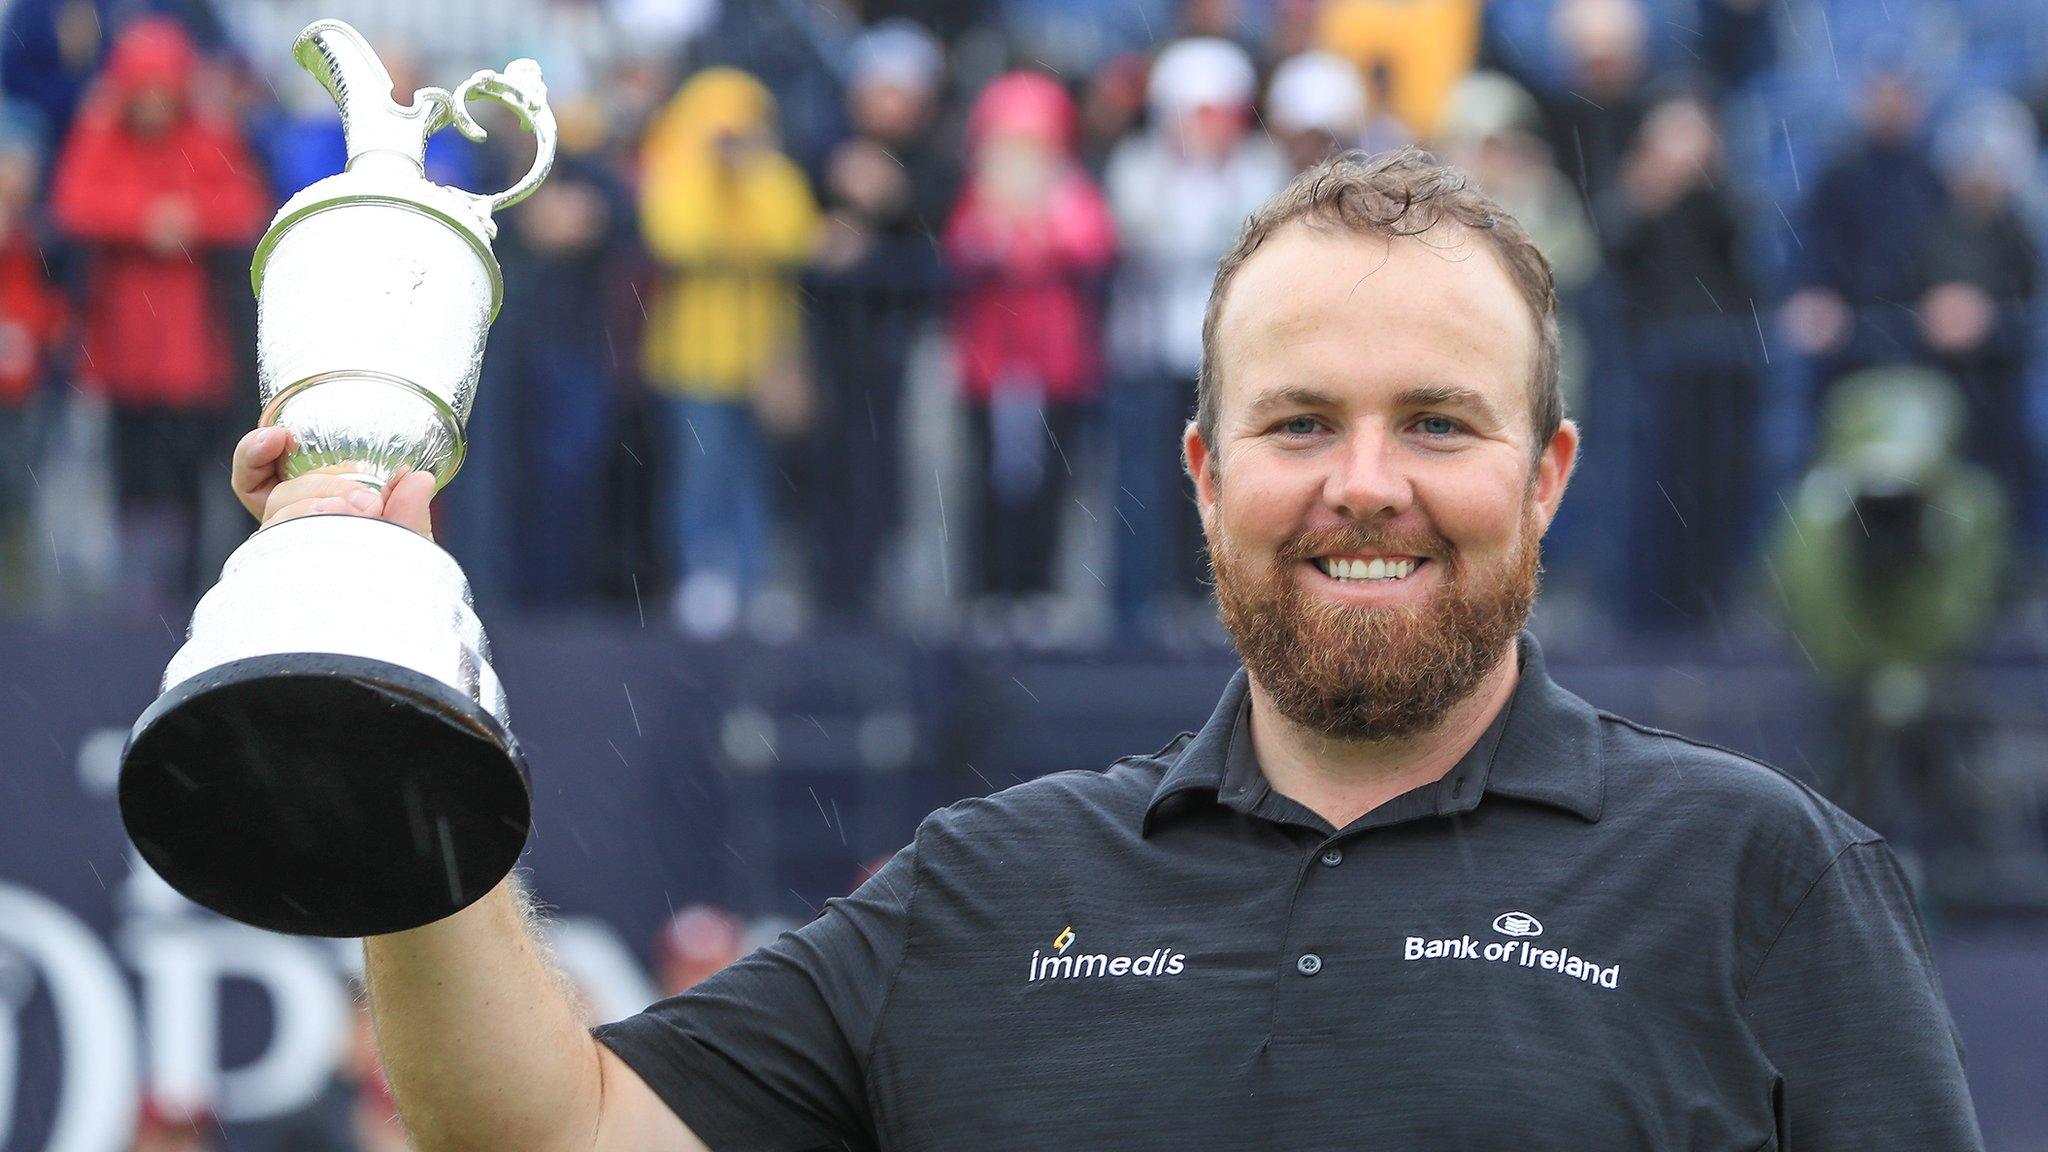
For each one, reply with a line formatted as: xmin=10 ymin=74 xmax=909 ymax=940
xmin=382 ymin=470 xmax=438 ymax=540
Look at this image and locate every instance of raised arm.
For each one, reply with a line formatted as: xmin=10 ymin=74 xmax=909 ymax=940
xmin=363 ymin=878 xmax=708 ymax=1152
xmin=229 ymin=430 xmax=707 ymax=1152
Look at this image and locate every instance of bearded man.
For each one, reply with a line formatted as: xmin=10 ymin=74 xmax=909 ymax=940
xmin=233 ymin=150 xmax=1980 ymax=1151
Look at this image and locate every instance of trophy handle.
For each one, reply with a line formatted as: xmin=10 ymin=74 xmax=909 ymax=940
xmin=443 ymin=61 xmax=558 ymax=214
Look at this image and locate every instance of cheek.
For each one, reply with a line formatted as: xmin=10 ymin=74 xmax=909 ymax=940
xmin=1415 ymin=462 xmax=1530 ymax=552
xmin=1215 ymin=464 xmax=1321 ymax=547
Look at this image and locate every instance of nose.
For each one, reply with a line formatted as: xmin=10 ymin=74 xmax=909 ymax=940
xmin=1324 ymin=424 xmax=1413 ymax=521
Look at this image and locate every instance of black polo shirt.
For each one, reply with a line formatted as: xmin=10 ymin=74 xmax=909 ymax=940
xmin=595 ymin=632 xmax=1981 ymax=1151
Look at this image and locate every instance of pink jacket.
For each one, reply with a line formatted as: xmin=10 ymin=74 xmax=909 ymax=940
xmin=943 ymin=73 xmax=1117 ymax=404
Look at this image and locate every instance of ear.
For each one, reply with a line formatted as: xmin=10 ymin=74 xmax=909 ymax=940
xmin=1533 ymin=418 xmax=1579 ymax=534
xmin=1183 ymin=420 xmax=1218 ymax=519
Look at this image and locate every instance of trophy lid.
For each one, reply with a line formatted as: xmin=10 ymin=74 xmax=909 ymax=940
xmin=250 ymin=20 xmax=557 ymax=307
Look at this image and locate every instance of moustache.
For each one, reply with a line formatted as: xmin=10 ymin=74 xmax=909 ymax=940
xmin=1275 ymin=525 xmax=1453 ymax=567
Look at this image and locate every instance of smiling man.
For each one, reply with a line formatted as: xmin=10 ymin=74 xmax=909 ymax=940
xmin=1184 ymin=156 xmax=1574 ymax=828
xmin=241 ymin=150 xmax=1981 ymax=1152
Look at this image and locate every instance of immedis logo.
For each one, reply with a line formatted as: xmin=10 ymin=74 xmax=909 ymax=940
xmin=1027 ymin=927 xmax=1187 ymax=982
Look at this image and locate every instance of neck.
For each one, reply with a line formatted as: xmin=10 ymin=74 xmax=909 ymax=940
xmin=1246 ymin=645 xmax=1521 ymax=829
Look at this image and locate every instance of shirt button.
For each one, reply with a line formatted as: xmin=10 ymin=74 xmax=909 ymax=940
xmin=1319 ymin=847 xmax=1344 ymax=867
xmin=1296 ymin=952 xmax=1323 ymax=976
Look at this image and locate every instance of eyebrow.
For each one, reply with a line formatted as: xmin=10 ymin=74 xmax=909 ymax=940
xmin=1396 ymin=384 xmax=1505 ymax=427
xmin=1243 ymin=384 xmax=1506 ymax=427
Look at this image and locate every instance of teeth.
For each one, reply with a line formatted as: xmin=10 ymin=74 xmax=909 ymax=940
xmin=1317 ymin=557 xmax=1418 ymax=582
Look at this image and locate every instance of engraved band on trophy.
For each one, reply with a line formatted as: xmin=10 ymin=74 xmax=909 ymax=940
xmin=116 ymin=20 xmax=557 ymax=937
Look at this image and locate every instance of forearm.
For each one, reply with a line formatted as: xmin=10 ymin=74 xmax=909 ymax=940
xmin=364 ymin=876 xmax=603 ymax=1152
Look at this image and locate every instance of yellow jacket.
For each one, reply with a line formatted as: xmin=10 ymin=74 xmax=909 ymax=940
xmin=1317 ymin=0 xmax=1480 ymax=139
xmin=639 ymin=68 xmax=819 ymax=398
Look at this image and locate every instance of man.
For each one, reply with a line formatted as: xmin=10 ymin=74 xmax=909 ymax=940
xmin=232 ymin=150 xmax=1980 ymax=1150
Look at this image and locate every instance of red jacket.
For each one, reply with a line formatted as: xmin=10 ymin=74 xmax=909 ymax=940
xmin=50 ymin=18 xmax=268 ymax=408
xmin=0 ymin=234 xmax=67 ymax=407
xmin=944 ymin=74 xmax=1117 ymax=405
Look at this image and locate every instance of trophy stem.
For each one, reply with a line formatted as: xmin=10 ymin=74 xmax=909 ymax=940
xmin=261 ymin=369 xmax=467 ymax=489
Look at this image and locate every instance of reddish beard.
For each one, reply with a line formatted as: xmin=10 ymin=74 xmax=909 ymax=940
xmin=1207 ymin=502 xmax=1542 ymax=742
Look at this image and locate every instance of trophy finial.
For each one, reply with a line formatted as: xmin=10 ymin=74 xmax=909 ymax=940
xmin=290 ymin=19 xmax=556 ymax=218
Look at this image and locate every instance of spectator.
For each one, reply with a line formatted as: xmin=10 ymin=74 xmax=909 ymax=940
xmin=1912 ymin=92 xmax=2042 ymax=542
xmin=1313 ymin=0 xmax=1479 ymax=140
xmin=0 ymin=0 xmax=108 ymax=148
xmin=131 ymin=1094 xmax=218 ymax=1152
xmin=1770 ymin=365 xmax=2010 ymax=831
xmin=1077 ymin=52 xmax=1147 ymax=180
xmin=1698 ymin=0 xmax=1777 ymax=98
xmin=639 ymin=67 xmax=819 ymax=638
xmin=1264 ymin=51 xmax=1374 ymax=173
xmin=802 ymin=19 xmax=954 ymax=623
xmin=1105 ymin=38 xmax=1286 ymax=633
xmin=656 ymin=903 xmax=747 ymax=995
xmin=1540 ymin=0 xmax=1651 ymax=217
xmin=0 ymin=115 xmax=65 ymax=609
xmin=1609 ymin=93 xmax=1760 ymax=628
xmin=49 ymin=16 xmax=267 ymax=610
xmin=944 ymin=72 xmax=1116 ymax=608
xmin=454 ymin=97 xmax=637 ymax=607
xmin=1780 ymin=61 xmax=1947 ymax=385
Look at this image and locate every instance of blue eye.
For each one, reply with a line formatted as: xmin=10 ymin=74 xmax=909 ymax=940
xmin=1279 ymin=415 xmax=1322 ymax=436
xmin=1417 ymin=416 xmax=1461 ymax=436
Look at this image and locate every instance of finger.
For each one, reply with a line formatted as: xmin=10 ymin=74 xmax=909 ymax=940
xmin=263 ymin=491 xmax=383 ymax=529
xmin=261 ymin=472 xmax=377 ymax=518
xmin=262 ymin=477 xmax=383 ymax=527
xmin=377 ymin=469 xmax=438 ymax=539
xmin=231 ymin=427 xmax=293 ymax=518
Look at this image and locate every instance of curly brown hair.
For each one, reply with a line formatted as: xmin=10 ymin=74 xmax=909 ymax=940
xmin=1195 ymin=147 xmax=1563 ymax=470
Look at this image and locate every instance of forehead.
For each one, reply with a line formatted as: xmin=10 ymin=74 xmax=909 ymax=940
xmin=1213 ymin=220 xmax=1537 ymax=426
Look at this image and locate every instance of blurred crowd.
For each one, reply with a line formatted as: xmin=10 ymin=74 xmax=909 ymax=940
xmin=1 ymin=0 xmax=2045 ymax=657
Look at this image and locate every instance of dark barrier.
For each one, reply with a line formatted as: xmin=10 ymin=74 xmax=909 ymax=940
xmin=0 ymin=620 xmax=2043 ymax=1148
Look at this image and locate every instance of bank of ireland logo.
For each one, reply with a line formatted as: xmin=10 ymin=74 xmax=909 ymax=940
xmin=1404 ymin=910 xmax=1619 ymax=989
xmin=1492 ymin=911 xmax=1543 ymax=938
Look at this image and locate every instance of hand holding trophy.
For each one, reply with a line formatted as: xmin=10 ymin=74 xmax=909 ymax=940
xmin=118 ymin=20 xmax=556 ymax=937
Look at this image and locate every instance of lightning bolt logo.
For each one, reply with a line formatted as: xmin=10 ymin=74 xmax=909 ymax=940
xmin=1052 ymin=926 xmax=1075 ymax=953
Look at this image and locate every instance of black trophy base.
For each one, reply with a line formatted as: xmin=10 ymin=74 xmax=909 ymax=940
xmin=120 ymin=653 xmax=531 ymax=937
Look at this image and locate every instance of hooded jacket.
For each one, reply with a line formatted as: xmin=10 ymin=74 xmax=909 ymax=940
xmin=50 ymin=17 xmax=268 ymax=407
xmin=638 ymin=68 xmax=819 ymax=399
xmin=943 ymin=73 xmax=1117 ymax=404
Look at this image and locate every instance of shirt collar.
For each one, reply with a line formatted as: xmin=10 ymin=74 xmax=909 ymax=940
xmin=1142 ymin=631 xmax=1606 ymax=836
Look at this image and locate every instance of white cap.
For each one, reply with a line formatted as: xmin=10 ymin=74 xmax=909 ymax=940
xmin=849 ymin=18 xmax=945 ymax=96
xmin=1436 ymin=70 xmax=1542 ymax=146
xmin=1935 ymin=90 xmax=2039 ymax=191
xmin=1148 ymin=37 xmax=1257 ymax=117
xmin=1266 ymin=51 xmax=1367 ymax=136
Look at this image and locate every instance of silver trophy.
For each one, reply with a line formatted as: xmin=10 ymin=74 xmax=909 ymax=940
xmin=117 ymin=20 xmax=557 ymax=937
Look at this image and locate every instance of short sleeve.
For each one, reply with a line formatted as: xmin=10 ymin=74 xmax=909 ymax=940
xmin=1742 ymin=840 xmax=1983 ymax=1150
xmin=594 ymin=844 xmax=917 ymax=1152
